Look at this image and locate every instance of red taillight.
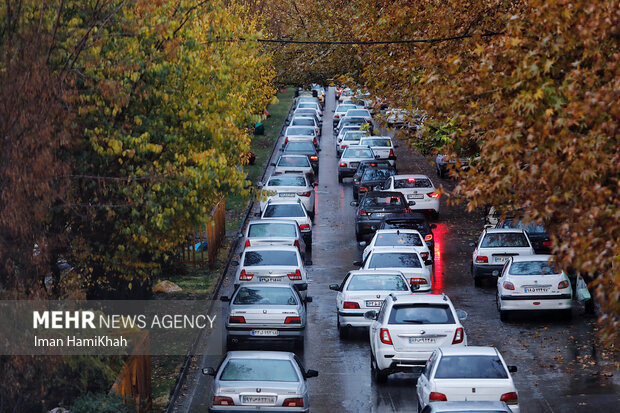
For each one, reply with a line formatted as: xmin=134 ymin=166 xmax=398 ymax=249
xmin=452 ymin=327 xmax=464 ymax=344
xmin=354 ymin=180 xmax=360 ymax=185
xmin=339 ymin=162 xmax=346 ymax=167
xmin=379 ymin=328 xmax=392 ymax=345
xmin=284 ymin=316 xmax=301 ymax=324
xmin=558 ymin=280 xmax=570 ymax=289
xmin=228 ymin=316 xmax=246 ymax=323
xmin=309 ymin=155 xmax=318 ymax=161
xmin=429 ymin=392 xmax=447 ymax=401
xmin=424 ymin=234 xmax=433 ymax=241
xmin=408 ymin=178 xmax=416 ymax=182
xmin=282 ymin=398 xmax=304 ymax=407
xmin=410 ymin=278 xmax=428 ymax=285
xmin=427 ymin=192 xmax=440 ymax=199
xmin=299 ymin=223 xmax=310 ymax=231
xmin=287 ymin=269 xmax=302 ymax=281
xmin=500 ymin=392 xmax=518 ymax=405
xmin=475 ymin=255 xmax=488 ymax=263
xmin=359 ymin=209 xmax=367 ymax=216
xmin=239 ymin=269 xmax=254 ymax=281
xmin=284 ymin=137 xmax=289 ymax=145
xmin=313 ymin=137 xmax=317 ymax=145
xmin=297 ymin=191 xmax=312 ymax=197
xmin=420 ymin=252 xmax=429 ymax=260
xmin=543 ymin=240 xmax=551 ymax=247
xmin=389 ymin=149 xmax=394 ymax=157
xmin=334 ymin=114 xmax=340 ymax=118
xmin=294 ymin=239 xmax=300 ymax=250
xmin=360 ymin=186 xmax=368 ymax=192
xmin=503 ymin=281 xmax=515 ymax=290
xmin=343 ymin=301 xmax=360 ymax=309
xmin=213 ymin=396 xmax=235 ymax=406
xmin=244 ymin=239 xmax=251 ymax=248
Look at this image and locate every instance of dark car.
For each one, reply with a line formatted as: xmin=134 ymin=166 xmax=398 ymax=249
xmin=282 ymin=140 xmax=320 ymax=174
xmin=353 ymin=167 xmax=396 ymax=200
xmin=497 ymin=217 xmax=551 ymax=254
xmin=379 ymin=213 xmax=437 ymax=258
xmin=351 ymin=191 xmax=410 ymax=242
xmin=352 ymin=160 xmax=396 ymax=196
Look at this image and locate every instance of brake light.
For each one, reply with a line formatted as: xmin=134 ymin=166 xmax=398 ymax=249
xmin=284 ymin=137 xmax=288 ymax=145
xmin=297 ymin=191 xmax=312 ymax=197
xmin=503 ymin=281 xmax=515 ymax=290
xmin=360 ymin=186 xmax=368 ymax=192
xmin=410 ymin=278 xmax=428 ymax=285
xmin=379 ymin=328 xmax=392 ymax=345
xmin=213 ymin=396 xmax=235 ymax=406
xmin=359 ymin=210 xmax=367 ymax=216
xmin=294 ymin=239 xmax=300 ymax=250
xmin=452 ymin=327 xmax=464 ymax=344
xmin=313 ymin=137 xmax=317 ymax=145
xmin=354 ymin=180 xmax=360 ymax=185
xmin=543 ymin=240 xmax=551 ymax=247
xmin=244 ymin=239 xmax=251 ymax=248
xmin=341 ymin=145 xmax=348 ymax=149
xmin=389 ymin=148 xmax=394 ymax=157
xmin=239 ymin=269 xmax=254 ymax=281
xmin=429 ymin=392 xmax=447 ymax=401
xmin=309 ymin=155 xmax=318 ymax=161
xmin=408 ymin=178 xmax=415 ymax=182
xmin=475 ymin=255 xmax=488 ymax=263
xmin=299 ymin=223 xmax=310 ymax=231
xmin=343 ymin=301 xmax=360 ymax=309
xmin=284 ymin=316 xmax=301 ymax=324
xmin=339 ymin=162 xmax=346 ymax=167
xmin=424 ymin=234 xmax=433 ymax=241
xmin=228 ymin=316 xmax=246 ymax=323
xmin=558 ymin=280 xmax=570 ymax=289
xmin=287 ymin=269 xmax=302 ymax=281
xmin=427 ymin=192 xmax=440 ymax=199
xmin=282 ymin=398 xmax=304 ymax=407
xmin=420 ymin=252 xmax=429 ymax=260
xmin=500 ymin=392 xmax=518 ymax=405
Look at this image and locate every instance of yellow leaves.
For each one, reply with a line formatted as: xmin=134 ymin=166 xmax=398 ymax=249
xmin=473 ymin=43 xmax=485 ymax=56
xmin=108 ymin=139 xmax=123 ymax=155
xmin=533 ymin=88 xmax=545 ymax=101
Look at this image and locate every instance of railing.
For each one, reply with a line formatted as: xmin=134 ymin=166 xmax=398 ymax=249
xmin=111 ymin=331 xmax=151 ymax=412
xmin=180 ymin=198 xmax=226 ymax=268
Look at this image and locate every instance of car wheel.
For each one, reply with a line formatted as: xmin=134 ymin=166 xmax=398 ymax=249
xmin=355 ymin=232 xmax=364 ymax=243
xmin=499 ymin=309 xmax=510 ymax=322
xmin=370 ymin=350 xmax=388 ymax=383
xmin=561 ymin=309 xmax=573 ymax=321
xmin=338 ymin=174 xmax=343 ymax=183
xmin=472 ymin=265 xmax=482 ymax=287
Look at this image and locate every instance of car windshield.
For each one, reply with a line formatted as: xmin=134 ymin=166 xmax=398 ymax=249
xmin=481 ymin=233 xmax=529 ymax=248
xmin=509 ymin=261 xmax=560 ymax=275
xmin=248 ymin=223 xmax=297 ymax=238
xmin=336 ymin=105 xmax=356 ymax=113
xmin=340 ymin=127 xmax=362 ymax=136
xmin=264 ymin=204 xmax=305 ymax=218
xmin=347 ymin=110 xmax=369 ymax=117
xmin=344 ymin=131 xmax=367 ymax=140
xmin=220 ymin=359 xmax=299 ymax=382
xmin=361 ymin=195 xmax=405 ymax=208
xmin=286 ymin=127 xmax=315 ymax=136
xmin=243 ymin=250 xmax=298 ymax=266
xmin=233 ymin=286 xmax=299 ymax=305
xmin=298 ymin=97 xmax=317 ymax=104
xmin=292 ymin=118 xmax=315 ymax=126
xmin=500 ymin=218 xmax=547 ymax=234
xmin=277 ymin=156 xmax=310 ymax=167
xmin=368 ymin=252 xmax=422 ymax=269
xmin=267 ymin=175 xmax=307 ymax=187
xmin=374 ymin=233 xmax=423 ymax=247
xmin=388 ymin=304 xmax=455 ymax=324
xmin=343 ymin=117 xmax=366 ymax=123
xmin=347 ymin=274 xmax=409 ymax=291
xmin=343 ymin=148 xmax=374 ymax=159
xmin=285 ymin=141 xmax=316 ymax=152
xmin=362 ymin=138 xmax=391 ymax=147
xmin=434 ymin=355 xmax=509 ymax=379
xmin=394 ymin=178 xmax=433 ymax=189
xmin=294 ymin=110 xmax=316 ymax=117
xmin=362 ymin=169 xmax=395 ymax=182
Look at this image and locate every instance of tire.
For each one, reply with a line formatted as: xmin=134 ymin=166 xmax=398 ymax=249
xmin=356 ymin=231 xmax=364 ymax=243
xmin=417 ymin=399 xmax=423 ymax=413
xmin=338 ymin=174 xmax=343 ymax=183
xmin=561 ymin=309 xmax=573 ymax=321
xmin=337 ymin=316 xmax=348 ymax=338
xmin=370 ymin=350 xmax=388 ymax=383
xmin=472 ymin=265 xmax=482 ymax=287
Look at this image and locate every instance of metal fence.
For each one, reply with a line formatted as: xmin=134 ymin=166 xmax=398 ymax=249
xmin=180 ymin=198 xmax=226 ymax=268
xmin=111 ymin=332 xmax=151 ymax=412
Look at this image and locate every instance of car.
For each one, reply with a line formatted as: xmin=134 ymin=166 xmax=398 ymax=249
xmin=496 ymin=255 xmax=573 ymax=321
xmin=289 ymin=116 xmax=320 ymax=137
xmin=333 ymin=104 xmax=358 ymax=127
xmin=329 ymin=270 xmax=412 ymax=337
xmin=242 ymin=219 xmax=307 ymax=259
xmin=353 ymin=167 xmax=396 ymax=201
xmin=338 ymin=145 xmax=377 ymax=183
xmin=272 ymin=155 xmax=315 ymax=183
xmin=359 ymin=136 xmax=397 ymax=166
xmin=344 ymin=108 xmax=373 ymax=123
xmin=283 ymin=126 xmax=318 ymax=147
xmin=357 ymin=247 xmax=433 ymax=290
xmin=339 ymin=87 xmax=354 ymax=103
xmin=419 ymin=401 xmax=512 ymax=413
xmin=292 ymin=107 xmax=322 ymax=123
xmin=259 ymin=173 xmax=316 ymax=219
xmin=352 ymin=160 xmax=396 ymax=187
xmin=351 ymin=191 xmax=410 ymax=241
xmin=416 ymin=347 xmax=519 ymax=413
xmin=385 ymin=108 xmax=409 ymax=127
xmin=232 ymin=246 xmax=308 ymax=299
xmin=497 ymin=217 xmax=551 ymax=254
xmin=202 ymin=351 xmax=318 ymax=412
xmin=336 ymin=130 xmax=368 ymax=156
xmin=366 ymin=294 xmax=468 ymax=382
xmin=435 ymin=153 xmax=470 ymax=178
xmin=281 ymin=140 xmax=320 ymax=174
xmin=380 ymin=174 xmax=440 ymax=216
xmin=296 ymin=101 xmax=322 ymax=117
xmin=336 ymin=116 xmax=373 ymax=134
xmin=260 ymin=198 xmax=313 ymax=245
xmin=335 ymin=127 xmax=365 ymax=152
xmin=221 ymin=283 xmax=310 ymax=349
xmin=295 ymin=95 xmax=320 ymax=109
xmin=379 ymin=213 xmax=437 ymax=258
xmin=472 ymin=228 xmax=535 ymax=287
xmin=360 ymin=229 xmax=432 ymax=264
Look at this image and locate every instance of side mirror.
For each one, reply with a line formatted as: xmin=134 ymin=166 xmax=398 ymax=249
xmin=317 ymin=148 xmax=322 ymax=152
xmin=219 ymin=295 xmax=230 ymax=302
xmin=230 ymin=260 xmax=239 ymax=266
xmin=508 ymin=365 xmax=518 ymax=373
xmin=257 ymin=182 xmax=264 ymax=188
xmin=202 ymin=367 xmax=216 ymax=376
xmin=484 ymin=224 xmax=494 ymax=229
xmin=359 ymin=241 xmax=367 ymax=247
xmin=364 ymin=310 xmax=378 ymax=320
xmin=353 ymin=260 xmax=363 ymax=267
xmin=425 ymin=259 xmax=434 ymax=266
xmin=270 ymin=162 xmax=276 ymax=167
xmin=430 ymin=224 xmax=437 ymax=229
xmin=306 ymin=369 xmax=319 ymax=378
xmin=305 ymin=296 xmax=313 ymax=303
xmin=456 ymin=309 xmax=468 ymax=321
xmin=329 ymin=284 xmax=340 ymax=291
xmin=350 ymin=201 xmax=358 ymax=207
xmin=411 ymin=283 xmax=421 ymax=291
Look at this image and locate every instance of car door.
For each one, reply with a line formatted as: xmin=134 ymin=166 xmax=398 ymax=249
xmin=417 ymin=351 xmax=436 ymax=407
xmin=369 ymin=299 xmax=387 ymax=355
xmin=336 ymin=273 xmax=351 ymax=311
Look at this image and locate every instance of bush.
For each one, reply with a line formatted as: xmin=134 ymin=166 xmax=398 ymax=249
xmin=68 ymin=392 xmax=130 ymax=413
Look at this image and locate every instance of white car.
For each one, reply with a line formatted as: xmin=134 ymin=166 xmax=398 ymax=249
xmin=472 ymin=228 xmax=535 ymax=287
xmin=296 ymin=101 xmax=322 ymax=117
xmin=367 ymin=294 xmax=468 ymax=382
xmin=284 ymin=126 xmax=318 ymax=147
xmin=260 ymin=198 xmax=312 ymax=245
xmin=357 ymin=246 xmax=433 ymax=291
xmin=289 ymin=116 xmax=320 ymax=137
xmin=259 ymin=173 xmax=315 ymax=218
xmin=380 ymin=174 xmax=440 ymax=215
xmin=344 ymin=108 xmax=373 ymax=123
xmin=328 ymin=270 xmax=412 ymax=337
xmin=497 ymin=255 xmax=573 ymax=321
xmin=336 ymin=130 xmax=367 ymax=155
xmin=242 ymin=219 xmax=307 ymax=259
xmin=272 ymin=155 xmax=315 ymax=181
xmin=359 ymin=136 xmax=397 ymax=166
xmin=333 ymin=104 xmax=358 ymax=127
xmin=416 ymin=347 xmax=520 ymax=413
xmin=337 ymin=145 xmax=376 ymax=183
xmin=361 ymin=229 xmax=432 ymax=263
xmin=386 ymin=108 xmax=409 ymax=126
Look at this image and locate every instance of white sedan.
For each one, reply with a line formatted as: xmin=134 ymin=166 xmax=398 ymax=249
xmin=417 ymin=346 xmax=520 ymax=413
xmin=361 ymin=229 xmax=432 ymax=266
xmin=259 ymin=173 xmax=315 ymax=219
xmin=356 ymin=246 xmax=433 ymax=291
xmin=380 ymin=174 xmax=440 ymax=216
xmin=497 ymin=255 xmax=573 ymax=321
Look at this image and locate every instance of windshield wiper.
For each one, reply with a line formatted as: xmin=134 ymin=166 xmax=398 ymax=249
xmin=402 ymin=319 xmax=425 ymax=324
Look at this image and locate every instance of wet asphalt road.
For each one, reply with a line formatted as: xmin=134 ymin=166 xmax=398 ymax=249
xmin=171 ymin=88 xmax=619 ymax=413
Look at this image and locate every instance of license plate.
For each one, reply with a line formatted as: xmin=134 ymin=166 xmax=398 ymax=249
xmin=374 ymin=213 xmax=385 ymax=217
xmin=259 ymin=277 xmax=281 ymax=282
xmin=407 ymin=194 xmax=424 ymax=199
xmin=350 ymin=162 xmax=359 ymax=168
xmin=409 ymin=337 xmax=436 ymax=344
xmin=279 ymin=193 xmax=295 ymax=197
xmin=242 ymin=395 xmax=276 ymax=404
xmin=524 ymin=287 xmax=550 ymax=293
xmin=366 ymin=300 xmax=383 ymax=307
xmin=251 ymin=329 xmax=279 ymax=337
xmin=494 ymin=256 xmax=509 ymax=263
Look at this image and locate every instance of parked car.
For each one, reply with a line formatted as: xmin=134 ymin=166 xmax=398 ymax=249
xmin=296 ymin=101 xmax=322 ymax=117
xmin=242 ymin=219 xmax=307 ymax=259
xmin=259 ymin=173 xmax=316 ymax=219
xmin=435 ymin=153 xmax=470 ymax=178
xmin=380 ymin=174 xmax=440 ymax=217
xmin=353 ymin=167 xmax=396 ymax=201
xmin=357 ymin=247 xmax=433 ymax=291
xmin=359 ymin=136 xmax=397 ymax=166
xmin=497 ymin=217 xmax=551 ymax=254
xmin=343 ymin=108 xmax=373 ymax=123
xmin=260 ymin=198 xmax=313 ymax=245
xmin=360 ymin=229 xmax=431 ymax=263
xmin=292 ymin=108 xmax=322 ymax=126
xmin=338 ymin=145 xmax=377 ymax=183
xmin=336 ymin=116 xmax=373 ymax=134
xmin=416 ymin=347 xmax=519 ymax=412
xmin=419 ymin=401 xmax=512 ymax=413
xmin=284 ymin=126 xmax=318 ymax=147
xmin=351 ymin=191 xmax=410 ymax=241
xmin=202 ymin=351 xmax=318 ymax=412
xmin=281 ymin=140 xmax=320 ymax=174
xmin=379 ymin=213 xmax=437 ymax=258
xmin=367 ymin=294 xmax=468 ymax=382
xmin=272 ymin=155 xmax=315 ymax=183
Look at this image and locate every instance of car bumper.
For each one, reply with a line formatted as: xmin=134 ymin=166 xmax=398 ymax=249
xmin=500 ymin=294 xmax=572 ymax=311
xmin=338 ymin=167 xmax=357 ymax=178
xmin=338 ymin=311 xmax=372 ymax=327
xmin=473 ymin=263 xmax=504 ymax=277
xmin=375 ymin=348 xmax=434 ymax=371
xmin=210 ymin=407 xmax=309 ymax=413
xmin=407 ymin=199 xmax=439 ymax=213
xmin=227 ymin=327 xmax=305 ymax=340
xmin=355 ymin=221 xmax=382 ymax=237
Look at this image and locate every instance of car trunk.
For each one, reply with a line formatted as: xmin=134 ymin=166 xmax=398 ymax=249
xmin=345 ymin=291 xmax=408 ymax=310
xmin=231 ymin=306 xmax=299 ymax=324
xmin=268 ymin=186 xmax=307 ymax=199
xmin=219 ymin=381 xmax=301 ymax=406
xmin=509 ymin=274 xmax=565 ymax=296
xmin=244 ymin=266 xmax=299 ymax=283
xmin=248 ymin=237 xmax=296 ymax=247
xmin=390 ymin=324 xmax=456 ymax=352
xmin=433 ymin=378 xmax=514 ymax=402
xmin=370 ymin=147 xmax=391 ymax=158
xmin=486 ymin=247 xmax=534 ymax=265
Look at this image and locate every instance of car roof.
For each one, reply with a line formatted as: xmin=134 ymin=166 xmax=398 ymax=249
xmin=226 ymin=351 xmax=295 ymax=360
xmin=247 ymin=219 xmax=298 ymax=226
xmin=484 ymin=228 xmax=526 ymax=234
xmin=370 ymin=246 xmax=423 ymax=254
xmin=265 ymin=198 xmax=304 ymax=205
xmin=243 ymin=245 xmax=299 ymax=252
xmin=388 ymin=293 xmax=453 ymax=305
xmin=235 ymin=282 xmax=296 ymax=290
xmin=426 ymin=401 xmax=510 ymax=412
xmin=439 ymin=346 xmax=499 ymax=356
xmin=361 ymin=136 xmax=390 ymax=140
xmin=511 ymin=254 xmax=553 ymax=262
xmin=348 ymin=270 xmax=406 ymax=277
xmin=393 ymin=174 xmax=431 ymax=180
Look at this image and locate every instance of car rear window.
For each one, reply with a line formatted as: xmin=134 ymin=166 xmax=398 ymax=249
xmin=220 ymin=359 xmax=299 ymax=382
xmin=347 ymin=274 xmax=409 ymax=291
xmin=361 ymin=195 xmax=405 ymax=208
xmin=263 ymin=204 xmax=306 ymax=218
xmin=509 ymin=261 xmax=560 ymax=275
xmin=394 ymin=178 xmax=433 ymax=189
xmin=343 ymin=148 xmax=374 ymax=159
xmin=291 ymin=118 xmax=315 ymax=126
xmin=233 ymin=286 xmax=298 ymax=305
xmin=499 ymin=218 xmax=547 ymax=234
xmin=374 ymin=232 xmax=423 ymax=247
xmin=388 ymin=304 xmax=455 ymax=324
xmin=368 ymin=252 xmax=422 ymax=269
xmin=362 ymin=169 xmax=395 ymax=182
xmin=285 ymin=141 xmax=316 ymax=152
xmin=267 ymin=175 xmax=307 ymax=187
xmin=286 ymin=127 xmax=316 ymax=136
xmin=481 ymin=233 xmax=530 ymax=248
xmin=343 ymin=134 xmax=363 ymax=142
xmin=243 ymin=250 xmax=298 ymax=266
xmin=277 ymin=156 xmax=310 ymax=167
xmin=434 ymin=355 xmax=509 ymax=379
xmin=362 ymin=138 xmax=391 ymax=147
xmin=381 ymin=220 xmax=428 ymax=232
xmin=248 ymin=223 xmax=297 ymax=238
xmin=336 ymin=105 xmax=356 ymax=113
xmin=347 ymin=110 xmax=369 ymax=117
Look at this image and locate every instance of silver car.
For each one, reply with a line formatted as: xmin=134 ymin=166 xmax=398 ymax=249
xmin=419 ymin=401 xmax=512 ymax=413
xmin=260 ymin=199 xmax=312 ymax=245
xmin=333 ymin=103 xmax=358 ymax=126
xmin=338 ymin=145 xmax=376 ymax=183
xmin=241 ymin=220 xmax=307 ymax=260
xmin=259 ymin=173 xmax=315 ymax=219
xmin=202 ymin=351 xmax=318 ymax=412
xmin=272 ymin=155 xmax=315 ymax=182
xmin=221 ymin=283 xmax=310 ymax=349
